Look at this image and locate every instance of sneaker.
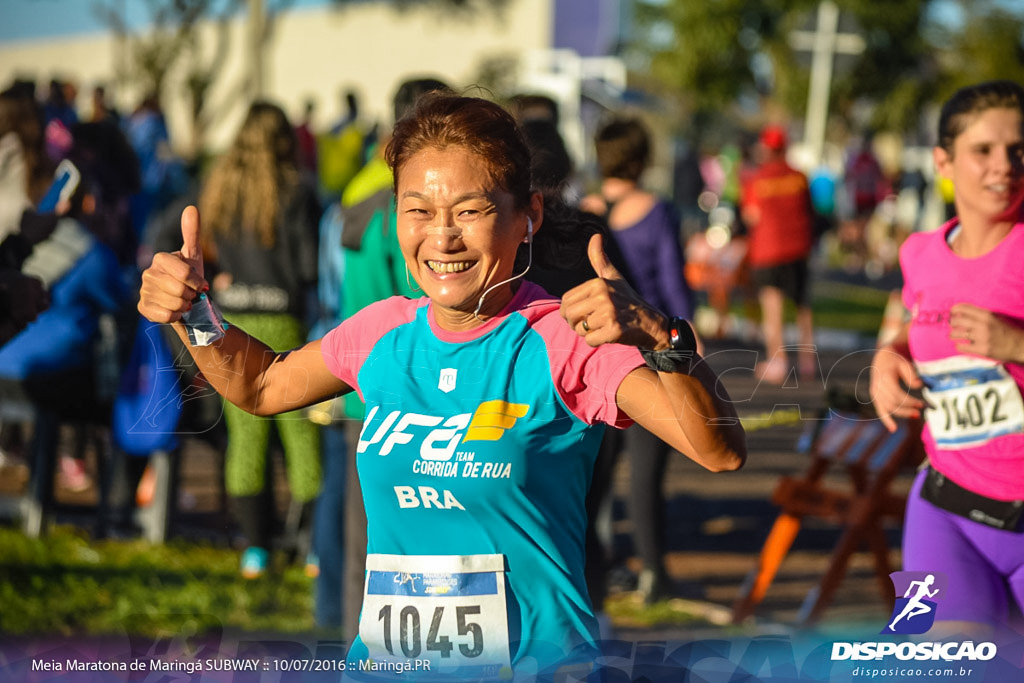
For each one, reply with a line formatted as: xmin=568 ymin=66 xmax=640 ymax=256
xmin=240 ymin=546 xmax=269 ymax=579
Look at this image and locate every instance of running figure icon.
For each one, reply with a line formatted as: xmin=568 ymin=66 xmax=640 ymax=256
xmin=395 ymin=572 xmax=421 ymax=594
xmin=889 ymin=574 xmax=939 ymax=631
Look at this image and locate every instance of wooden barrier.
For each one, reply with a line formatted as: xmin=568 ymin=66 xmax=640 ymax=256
xmin=731 ymin=408 xmax=924 ymax=626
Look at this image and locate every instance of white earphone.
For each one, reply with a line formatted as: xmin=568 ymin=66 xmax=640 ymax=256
xmin=475 ymin=216 xmax=534 ymax=321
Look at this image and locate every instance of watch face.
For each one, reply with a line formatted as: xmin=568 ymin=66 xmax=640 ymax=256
xmin=669 ymin=317 xmax=696 ymax=352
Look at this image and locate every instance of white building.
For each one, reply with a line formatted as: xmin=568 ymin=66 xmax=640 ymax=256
xmin=0 ymin=0 xmax=628 ymax=157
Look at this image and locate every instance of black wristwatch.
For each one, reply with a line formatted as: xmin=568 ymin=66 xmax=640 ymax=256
xmin=667 ymin=316 xmax=698 ymax=353
xmin=640 ymin=316 xmax=698 ymax=373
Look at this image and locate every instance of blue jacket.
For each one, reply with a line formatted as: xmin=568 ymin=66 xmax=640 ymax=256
xmin=0 ymin=224 xmax=129 ymax=380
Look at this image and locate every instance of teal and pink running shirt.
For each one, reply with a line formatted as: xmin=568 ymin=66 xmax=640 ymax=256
xmin=321 ymin=281 xmax=643 ymax=675
xmin=901 ymin=219 xmax=1024 ymax=501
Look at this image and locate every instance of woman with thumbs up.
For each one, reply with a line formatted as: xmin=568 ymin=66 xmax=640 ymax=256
xmin=139 ymin=92 xmax=745 ymax=678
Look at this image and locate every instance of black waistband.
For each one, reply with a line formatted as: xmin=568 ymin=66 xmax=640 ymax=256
xmin=920 ymin=466 xmax=1024 ymax=531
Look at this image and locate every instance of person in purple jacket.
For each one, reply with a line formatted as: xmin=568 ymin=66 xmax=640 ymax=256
xmin=582 ymin=116 xmax=697 ymax=603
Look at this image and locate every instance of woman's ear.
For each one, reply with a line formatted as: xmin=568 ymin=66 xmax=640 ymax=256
xmin=527 ymin=191 xmax=543 ymax=240
xmin=932 ymin=145 xmax=952 ymax=180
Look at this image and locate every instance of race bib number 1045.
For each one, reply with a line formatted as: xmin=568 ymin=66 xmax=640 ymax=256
xmin=360 ymin=554 xmax=512 ymax=678
xmin=917 ymin=355 xmax=1024 ymax=449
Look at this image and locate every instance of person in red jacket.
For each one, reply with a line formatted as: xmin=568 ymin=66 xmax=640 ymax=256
xmin=740 ymin=125 xmax=816 ymax=383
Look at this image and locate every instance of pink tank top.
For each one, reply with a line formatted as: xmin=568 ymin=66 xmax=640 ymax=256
xmin=900 ymin=219 xmax=1024 ymax=500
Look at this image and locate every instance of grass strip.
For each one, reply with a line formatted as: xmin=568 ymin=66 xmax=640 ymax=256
xmin=0 ymin=526 xmax=314 ymax=637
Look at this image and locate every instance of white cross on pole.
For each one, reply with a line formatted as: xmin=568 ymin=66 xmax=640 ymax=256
xmin=788 ymin=0 xmax=866 ymax=165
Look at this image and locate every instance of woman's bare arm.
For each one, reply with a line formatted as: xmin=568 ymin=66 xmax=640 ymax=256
xmin=139 ymin=206 xmax=351 ymax=416
xmin=560 ymin=233 xmax=746 ymax=472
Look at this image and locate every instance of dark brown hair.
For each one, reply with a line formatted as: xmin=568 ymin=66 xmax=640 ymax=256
xmin=938 ymin=80 xmax=1024 ymax=154
xmin=386 ymin=91 xmax=607 ymax=275
xmin=594 ymin=117 xmax=650 ymax=182
xmin=385 ymin=92 xmax=532 ymax=210
xmin=0 ymin=86 xmax=51 ymax=202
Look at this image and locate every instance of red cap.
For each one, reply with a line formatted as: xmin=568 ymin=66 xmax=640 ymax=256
xmin=760 ymin=125 xmax=788 ymax=151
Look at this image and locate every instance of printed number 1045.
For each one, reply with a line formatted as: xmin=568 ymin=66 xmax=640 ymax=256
xmin=378 ymin=604 xmax=484 ymax=659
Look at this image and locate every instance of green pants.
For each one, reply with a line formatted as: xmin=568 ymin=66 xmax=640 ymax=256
xmin=222 ymin=313 xmax=321 ymax=502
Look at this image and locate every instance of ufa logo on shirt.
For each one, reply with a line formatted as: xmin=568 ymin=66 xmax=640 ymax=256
xmin=882 ymin=571 xmax=947 ymax=634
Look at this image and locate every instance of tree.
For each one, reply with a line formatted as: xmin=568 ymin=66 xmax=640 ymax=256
xmin=94 ymin=0 xmax=249 ymax=156
xmin=630 ymin=0 xmax=992 ymax=139
xmin=930 ymin=1 xmax=1024 ymax=102
xmin=632 ymin=0 xmax=815 ymax=139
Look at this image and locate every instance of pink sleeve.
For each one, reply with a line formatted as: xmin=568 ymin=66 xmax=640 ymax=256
xmin=531 ymin=312 xmax=645 ymax=428
xmin=320 ymin=297 xmax=421 ymax=401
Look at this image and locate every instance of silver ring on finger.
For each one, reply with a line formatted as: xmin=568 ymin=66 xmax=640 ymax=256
xmin=581 ymin=318 xmax=590 ymax=333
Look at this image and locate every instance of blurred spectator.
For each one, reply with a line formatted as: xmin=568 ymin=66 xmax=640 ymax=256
xmin=295 ymin=98 xmax=318 ymax=179
xmin=508 ymin=93 xmax=559 ymax=124
xmin=68 ymin=119 xmax=141 ymax=265
xmin=520 ymin=117 xmax=632 ymax=306
xmin=0 ymin=85 xmax=53 ymax=238
xmin=834 ymin=132 xmax=890 ymax=271
xmin=0 ymin=154 xmax=134 ymax=502
xmin=672 ymin=138 xmax=705 ymax=237
xmin=199 ymin=100 xmax=322 ymax=579
xmin=0 ymin=80 xmax=51 ymax=471
xmin=809 ymin=166 xmax=838 ymax=223
xmin=317 ymin=89 xmax=367 ymax=202
xmin=42 ymin=79 xmax=77 ymax=163
xmin=520 ymin=118 xmax=572 ymax=198
xmin=0 ymin=268 xmax=46 ymax=346
xmin=581 ymin=116 xmax=695 ymax=604
xmin=89 ymin=84 xmax=120 ymax=124
xmin=305 ymin=195 xmax=347 ymax=630
xmin=331 ymin=90 xmax=359 ymax=134
xmin=845 ymin=132 xmax=888 ymax=219
xmin=699 ymin=147 xmax=726 ymax=200
xmin=740 ymin=125 xmax=816 ymax=383
xmin=124 ymin=94 xmax=187 ymax=254
xmin=42 ymin=78 xmax=78 ymax=129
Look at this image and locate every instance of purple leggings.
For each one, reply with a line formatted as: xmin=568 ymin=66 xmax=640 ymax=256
xmin=903 ymin=469 xmax=1024 ymax=628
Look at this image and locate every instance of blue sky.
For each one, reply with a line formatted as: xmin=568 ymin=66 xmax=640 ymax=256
xmin=2 ymin=0 xmax=152 ymax=42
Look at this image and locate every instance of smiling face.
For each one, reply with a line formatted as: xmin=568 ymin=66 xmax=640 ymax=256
xmin=396 ymin=145 xmax=537 ymax=329
xmin=935 ymin=106 xmax=1024 ymax=229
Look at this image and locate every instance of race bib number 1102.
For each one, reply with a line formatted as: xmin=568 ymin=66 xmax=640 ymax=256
xmin=360 ymin=554 xmax=512 ymax=678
